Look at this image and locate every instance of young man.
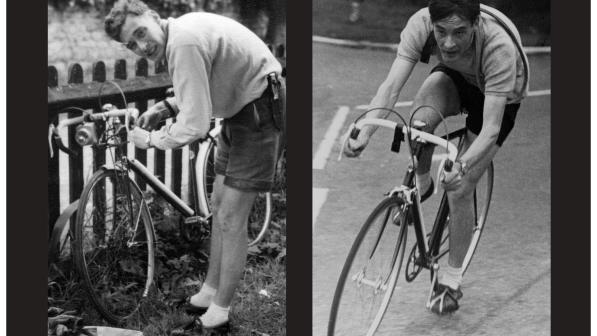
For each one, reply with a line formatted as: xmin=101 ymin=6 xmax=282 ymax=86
xmin=104 ymin=0 xmax=285 ymax=332
xmin=344 ymin=0 xmax=528 ymax=314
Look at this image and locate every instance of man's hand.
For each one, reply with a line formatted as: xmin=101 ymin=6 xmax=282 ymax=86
xmin=441 ymin=162 xmax=463 ymax=191
xmin=137 ymin=103 xmax=167 ymax=131
xmin=129 ymin=127 xmax=151 ymax=149
xmin=343 ymin=133 xmax=370 ymax=158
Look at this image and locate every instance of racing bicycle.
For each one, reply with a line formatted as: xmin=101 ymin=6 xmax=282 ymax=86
xmin=328 ymin=109 xmax=493 ymax=336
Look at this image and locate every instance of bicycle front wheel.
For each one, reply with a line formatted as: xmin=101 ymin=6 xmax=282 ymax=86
xmin=195 ymin=138 xmax=272 ymax=246
xmin=73 ymin=168 xmax=155 ymax=324
xmin=328 ymin=197 xmax=408 ymax=336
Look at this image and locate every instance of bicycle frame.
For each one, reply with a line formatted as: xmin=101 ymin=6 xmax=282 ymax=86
xmin=345 ymin=118 xmax=471 ymax=276
xmin=117 ymin=123 xmax=222 ymax=221
xmin=126 ymin=157 xmax=195 ymax=217
xmin=48 ymin=109 xmax=218 ymax=248
xmin=403 ymin=128 xmax=469 ymax=272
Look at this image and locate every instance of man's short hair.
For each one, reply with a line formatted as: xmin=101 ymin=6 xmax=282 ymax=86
xmin=104 ymin=0 xmax=151 ymax=42
xmin=428 ymin=0 xmax=480 ymax=24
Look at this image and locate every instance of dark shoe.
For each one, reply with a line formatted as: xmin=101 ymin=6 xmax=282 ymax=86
xmin=182 ymin=297 xmax=208 ymax=316
xmin=420 ymin=180 xmax=434 ymax=203
xmin=170 ymin=318 xmax=202 ymax=336
xmin=170 ymin=318 xmax=231 ymax=336
xmin=429 ymin=283 xmax=463 ymax=315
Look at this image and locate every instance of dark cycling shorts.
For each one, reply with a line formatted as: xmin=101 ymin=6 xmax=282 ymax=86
xmin=215 ymin=81 xmax=285 ymax=192
xmin=431 ymin=64 xmax=520 ymax=146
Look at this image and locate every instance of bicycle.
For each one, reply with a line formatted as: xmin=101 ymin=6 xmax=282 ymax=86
xmin=48 ymin=102 xmax=273 ymax=324
xmin=327 ymin=109 xmax=493 ymax=336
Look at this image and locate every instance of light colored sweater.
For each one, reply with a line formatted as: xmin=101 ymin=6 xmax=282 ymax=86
xmin=151 ymin=12 xmax=282 ymax=150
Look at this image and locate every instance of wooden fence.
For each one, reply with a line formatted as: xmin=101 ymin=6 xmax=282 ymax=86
xmin=48 ymin=44 xmax=286 ymax=232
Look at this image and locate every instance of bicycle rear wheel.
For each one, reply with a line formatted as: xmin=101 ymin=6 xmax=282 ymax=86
xmin=435 ymin=161 xmax=494 ymax=275
xmin=328 ymin=197 xmax=409 ymax=336
xmin=195 ymin=138 xmax=272 ymax=246
xmin=73 ymin=168 xmax=155 ymax=324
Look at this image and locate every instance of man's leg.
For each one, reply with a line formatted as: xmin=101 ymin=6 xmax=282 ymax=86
xmin=198 ymin=179 xmax=256 ymax=327
xmin=428 ymin=131 xmax=499 ymax=314
xmin=446 ymin=131 xmax=498 ymax=269
xmin=194 ymin=175 xmax=225 ymax=304
xmin=410 ymin=71 xmax=461 ymax=191
xmin=212 ymin=184 xmax=256 ymax=306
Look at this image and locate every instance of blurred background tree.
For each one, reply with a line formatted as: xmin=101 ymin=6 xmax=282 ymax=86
xmin=48 ymin=0 xmax=286 ymax=44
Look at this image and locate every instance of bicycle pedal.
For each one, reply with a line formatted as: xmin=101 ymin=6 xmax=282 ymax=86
xmin=184 ymin=216 xmax=207 ymax=225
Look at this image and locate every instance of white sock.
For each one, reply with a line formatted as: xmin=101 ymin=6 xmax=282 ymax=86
xmin=200 ymin=302 xmax=230 ymax=327
xmin=190 ymin=284 xmax=216 ymax=308
xmin=416 ymin=173 xmax=432 ymax=193
xmin=439 ymin=265 xmax=462 ymax=290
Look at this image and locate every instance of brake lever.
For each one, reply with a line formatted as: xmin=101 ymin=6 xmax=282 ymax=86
xmin=337 ymin=123 xmax=357 ymax=161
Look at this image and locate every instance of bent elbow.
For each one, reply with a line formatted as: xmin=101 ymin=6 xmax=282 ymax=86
xmin=483 ymin=126 xmax=500 ymax=145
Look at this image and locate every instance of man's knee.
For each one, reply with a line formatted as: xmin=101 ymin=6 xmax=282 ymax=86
xmin=215 ymin=206 xmax=245 ymax=235
xmin=412 ymin=72 xmax=460 ymax=123
xmin=447 ymin=179 xmax=476 ymax=202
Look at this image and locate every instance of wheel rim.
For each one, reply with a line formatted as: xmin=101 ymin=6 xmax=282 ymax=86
xmin=76 ymin=171 xmax=153 ymax=323
xmin=248 ymin=192 xmax=272 ymax=246
xmin=329 ymin=198 xmax=408 ymax=336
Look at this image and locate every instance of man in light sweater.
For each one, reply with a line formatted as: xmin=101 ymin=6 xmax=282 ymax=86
xmin=345 ymin=0 xmax=528 ymax=314
xmin=105 ymin=0 xmax=284 ymax=332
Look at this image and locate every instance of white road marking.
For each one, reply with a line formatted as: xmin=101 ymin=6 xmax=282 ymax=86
xmin=528 ymin=89 xmax=551 ymax=97
xmin=313 ymin=188 xmax=329 ymax=227
xmin=313 ymin=106 xmax=350 ymax=170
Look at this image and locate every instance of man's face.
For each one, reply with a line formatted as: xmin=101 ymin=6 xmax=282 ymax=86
xmin=120 ymin=11 xmax=166 ymax=62
xmin=432 ymin=14 xmax=475 ymax=62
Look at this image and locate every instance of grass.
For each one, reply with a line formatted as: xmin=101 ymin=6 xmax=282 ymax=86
xmin=48 ymin=156 xmax=287 ymax=335
xmin=313 ymin=0 xmax=551 ymax=46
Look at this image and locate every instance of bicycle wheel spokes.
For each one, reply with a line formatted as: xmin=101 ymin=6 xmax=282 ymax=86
xmin=329 ymin=197 xmax=408 ymax=336
xmin=75 ymin=170 xmax=154 ymax=324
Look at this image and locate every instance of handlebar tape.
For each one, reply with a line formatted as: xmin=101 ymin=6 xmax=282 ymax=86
xmin=54 ymin=135 xmax=78 ymax=157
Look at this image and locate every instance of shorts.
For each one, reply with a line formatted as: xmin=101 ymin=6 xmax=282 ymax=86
xmin=431 ymin=65 xmax=520 ymax=146
xmin=215 ymin=82 xmax=285 ymax=192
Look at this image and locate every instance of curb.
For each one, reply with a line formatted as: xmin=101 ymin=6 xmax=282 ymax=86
xmin=313 ymin=35 xmax=551 ymax=55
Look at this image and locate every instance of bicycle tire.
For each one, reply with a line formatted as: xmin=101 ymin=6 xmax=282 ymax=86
xmin=194 ymin=138 xmax=272 ymax=246
xmin=328 ymin=197 xmax=408 ymax=336
xmin=434 ymin=161 xmax=494 ymax=275
xmin=73 ymin=168 xmax=155 ymax=324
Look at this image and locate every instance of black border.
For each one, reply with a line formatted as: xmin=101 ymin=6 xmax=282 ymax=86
xmin=7 ymin=1 xmax=49 ymax=335
xmin=551 ymin=0 xmax=590 ymax=335
xmin=11 ymin=0 xmax=591 ymax=335
xmin=286 ymin=1 xmax=313 ymax=336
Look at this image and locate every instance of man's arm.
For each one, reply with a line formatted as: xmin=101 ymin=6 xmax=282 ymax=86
xmin=344 ymin=57 xmax=415 ymax=157
xmin=361 ymin=57 xmax=416 ymax=136
xmin=150 ymin=45 xmax=212 ymax=150
xmin=459 ymin=95 xmax=506 ymax=168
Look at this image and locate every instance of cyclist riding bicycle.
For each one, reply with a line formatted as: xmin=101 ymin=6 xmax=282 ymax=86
xmin=104 ymin=0 xmax=285 ymax=332
xmin=344 ymin=0 xmax=529 ymax=314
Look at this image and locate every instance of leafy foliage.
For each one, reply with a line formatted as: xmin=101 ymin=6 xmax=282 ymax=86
xmin=49 ymin=0 xmax=209 ymax=17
